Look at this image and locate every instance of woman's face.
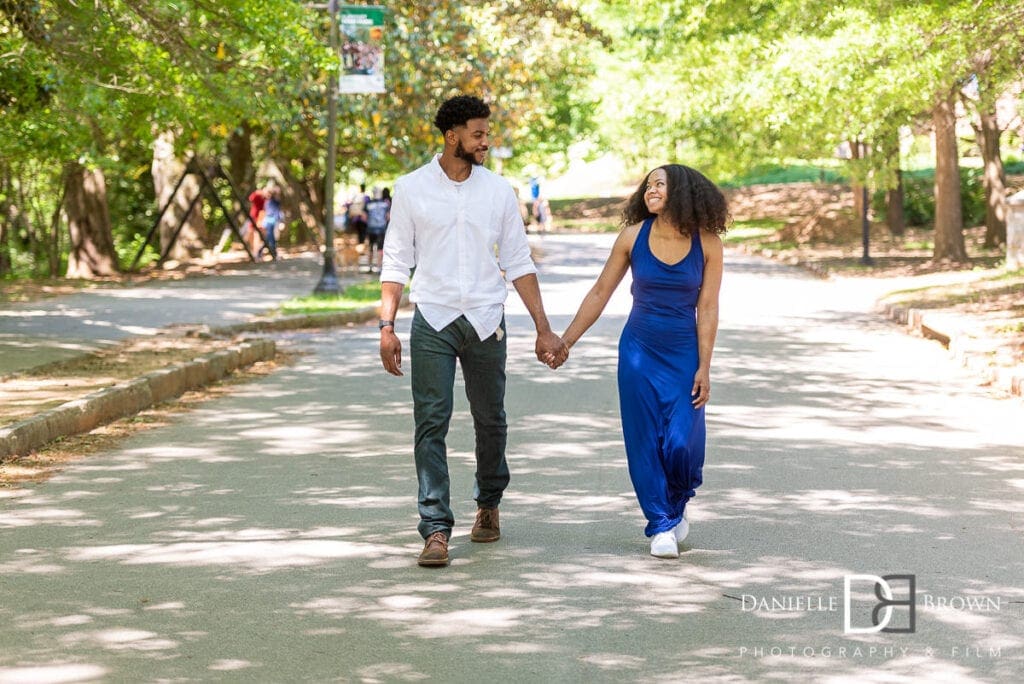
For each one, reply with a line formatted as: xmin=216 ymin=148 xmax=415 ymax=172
xmin=643 ymin=169 xmax=668 ymax=214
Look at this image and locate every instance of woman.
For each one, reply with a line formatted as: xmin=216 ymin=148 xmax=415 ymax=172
xmin=558 ymin=164 xmax=727 ymax=559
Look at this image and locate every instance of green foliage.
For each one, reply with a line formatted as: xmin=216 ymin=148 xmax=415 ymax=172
xmin=1003 ymin=160 xmax=1024 ymax=175
xmin=5 ymin=0 xmax=1024 ymax=279
xmin=3 ymin=1 xmax=604 ymax=281
xmin=115 ymin=232 xmax=160 ymax=270
xmin=721 ymin=164 xmax=847 ymax=187
xmin=900 ymin=173 xmax=938 ymax=228
xmin=594 ymin=0 xmax=1024 ymax=188
xmin=872 ymin=167 xmax=987 ymax=228
xmin=959 ymin=168 xmax=986 ymax=227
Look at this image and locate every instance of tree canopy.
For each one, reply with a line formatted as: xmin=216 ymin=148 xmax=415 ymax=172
xmin=2 ymin=0 xmax=1023 ymax=276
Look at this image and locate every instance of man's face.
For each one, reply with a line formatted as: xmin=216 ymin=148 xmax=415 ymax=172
xmin=451 ymin=117 xmax=490 ymax=166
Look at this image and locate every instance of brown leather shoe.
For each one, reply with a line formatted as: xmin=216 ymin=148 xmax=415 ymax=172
xmin=417 ymin=531 xmax=449 ymax=567
xmin=470 ymin=507 xmax=500 ymax=543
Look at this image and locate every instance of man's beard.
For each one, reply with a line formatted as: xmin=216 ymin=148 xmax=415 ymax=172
xmin=455 ymin=140 xmax=485 ymax=166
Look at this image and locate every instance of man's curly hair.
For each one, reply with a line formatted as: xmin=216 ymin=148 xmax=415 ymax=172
xmin=434 ymin=95 xmax=491 ymax=134
xmin=621 ymin=164 xmax=730 ymax=236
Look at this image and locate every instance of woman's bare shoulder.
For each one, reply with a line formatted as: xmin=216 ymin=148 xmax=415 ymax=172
xmin=700 ymin=229 xmax=724 ymax=256
xmin=611 ymin=221 xmax=642 ymax=255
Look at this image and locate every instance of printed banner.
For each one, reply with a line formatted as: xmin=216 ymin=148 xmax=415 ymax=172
xmin=339 ymin=5 xmax=386 ymax=94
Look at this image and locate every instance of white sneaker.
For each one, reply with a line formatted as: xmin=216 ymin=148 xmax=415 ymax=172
xmin=650 ymin=531 xmax=679 ymax=558
xmin=674 ymin=511 xmax=690 ymax=543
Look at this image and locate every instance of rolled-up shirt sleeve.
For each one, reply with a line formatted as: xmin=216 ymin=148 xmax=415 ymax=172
xmin=380 ymin=180 xmax=415 ymax=285
xmin=497 ymin=186 xmax=537 ymax=282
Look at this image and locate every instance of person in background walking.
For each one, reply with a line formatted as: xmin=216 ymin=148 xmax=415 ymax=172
xmin=246 ymin=183 xmax=271 ymax=257
xmin=257 ymin=184 xmax=283 ymax=261
xmin=553 ymin=163 xmax=727 ymax=559
xmin=364 ymin=187 xmax=391 ymax=273
xmin=346 ymin=184 xmax=370 ymax=251
xmin=378 ymin=94 xmax=566 ymax=568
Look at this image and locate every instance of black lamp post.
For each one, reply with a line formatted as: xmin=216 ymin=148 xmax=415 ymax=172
xmin=861 ymin=183 xmax=873 ymax=266
xmin=314 ymin=0 xmax=342 ymax=294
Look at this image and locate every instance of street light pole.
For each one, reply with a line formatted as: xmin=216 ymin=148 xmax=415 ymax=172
xmin=314 ymin=0 xmax=341 ymax=294
xmin=860 ymin=183 xmax=873 ymax=266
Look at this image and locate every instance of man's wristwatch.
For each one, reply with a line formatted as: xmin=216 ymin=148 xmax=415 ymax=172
xmin=378 ymin=319 xmax=395 ymax=330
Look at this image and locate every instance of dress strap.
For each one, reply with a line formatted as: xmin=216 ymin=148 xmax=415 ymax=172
xmin=631 ymin=217 xmax=655 ymax=261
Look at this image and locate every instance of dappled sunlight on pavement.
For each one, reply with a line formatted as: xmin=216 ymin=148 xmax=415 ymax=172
xmin=0 ymin=235 xmax=1021 ymax=680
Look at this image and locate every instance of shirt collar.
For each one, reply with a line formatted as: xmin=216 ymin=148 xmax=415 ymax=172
xmin=432 ymin=153 xmax=475 ymax=187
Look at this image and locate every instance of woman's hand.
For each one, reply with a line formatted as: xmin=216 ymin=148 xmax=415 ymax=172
xmin=691 ymin=368 xmax=711 ymax=408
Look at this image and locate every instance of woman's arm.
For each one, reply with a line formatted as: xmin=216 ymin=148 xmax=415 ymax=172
xmin=692 ymin=231 xmax=724 ymax=408
xmin=561 ymin=224 xmax=639 ymax=352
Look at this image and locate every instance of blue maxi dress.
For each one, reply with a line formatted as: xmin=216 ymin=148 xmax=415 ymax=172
xmin=618 ymin=218 xmax=706 ymax=537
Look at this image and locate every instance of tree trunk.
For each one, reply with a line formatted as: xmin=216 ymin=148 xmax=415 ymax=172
xmin=932 ymin=94 xmax=967 ymax=262
xmin=49 ymin=179 xmax=66 ymax=277
xmin=274 ymin=158 xmax=324 ymax=246
xmin=977 ymin=108 xmax=1007 ymax=247
xmin=0 ymin=165 xmax=12 ymax=277
xmin=226 ymin=122 xmax=255 ymax=215
xmin=152 ymin=130 xmax=208 ymax=262
xmin=886 ymin=169 xmax=906 ymax=237
xmin=878 ymin=132 xmax=905 ymax=236
xmin=64 ymin=161 xmax=119 ymax=278
xmin=0 ymin=214 xmax=10 ymax=279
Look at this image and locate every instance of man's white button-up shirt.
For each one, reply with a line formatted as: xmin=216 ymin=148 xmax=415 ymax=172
xmin=380 ymin=155 xmax=537 ymax=340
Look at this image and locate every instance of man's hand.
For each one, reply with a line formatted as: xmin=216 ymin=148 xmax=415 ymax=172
xmin=536 ymin=330 xmax=568 ymax=369
xmin=380 ymin=328 xmax=403 ymax=376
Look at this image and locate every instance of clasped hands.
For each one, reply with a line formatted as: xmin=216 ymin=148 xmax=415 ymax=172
xmin=535 ymin=330 xmax=570 ymax=370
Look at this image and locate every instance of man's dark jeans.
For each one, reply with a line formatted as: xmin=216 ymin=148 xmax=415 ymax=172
xmin=410 ymin=308 xmax=509 ymax=539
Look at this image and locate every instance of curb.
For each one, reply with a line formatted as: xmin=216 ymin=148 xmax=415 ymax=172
xmin=200 ymin=291 xmax=408 ymax=337
xmin=208 ymin=299 xmax=393 ymax=336
xmin=880 ymin=303 xmax=1023 ymax=397
xmin=0 ymin=296 xmax=408 ymax=460
xmin=0 ymin=339 xmax=276 ymax=460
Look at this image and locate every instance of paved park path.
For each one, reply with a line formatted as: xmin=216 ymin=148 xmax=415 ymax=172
xmin=0 ymin=253 xmax=338 ymax=376
xmin=1 ymin=235 xmax=1021 ymax=682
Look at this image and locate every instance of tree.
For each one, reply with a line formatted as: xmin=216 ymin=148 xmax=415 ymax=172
xmin=2 ymin=0 xmax=322 ymax=276
xmin=63 ymin=162 xmax=119 ymax=277
xmin=595 ymin=0 xmax=1024 ymax=262
xmin=932 ymin=91 xmax=967 ymax=261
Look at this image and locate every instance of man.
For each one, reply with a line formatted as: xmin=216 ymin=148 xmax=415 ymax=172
xmin=378 ymin=94 xmax=565 ymax=567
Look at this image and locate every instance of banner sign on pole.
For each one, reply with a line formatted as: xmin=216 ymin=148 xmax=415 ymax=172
xmin=339 ymin=5 xmax=386 ymax=94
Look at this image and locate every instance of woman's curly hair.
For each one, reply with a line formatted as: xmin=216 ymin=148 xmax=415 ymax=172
xmin=621 ymin=164 xmax=730 ymax=236
xmin=434 ymin=95 xmax=491 ymax=134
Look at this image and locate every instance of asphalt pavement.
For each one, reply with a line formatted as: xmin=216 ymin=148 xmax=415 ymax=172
xmin=0 ymin=252 xmax=349 ymax=375
xmin=0 ymin=235 xmax=1021 ymax=682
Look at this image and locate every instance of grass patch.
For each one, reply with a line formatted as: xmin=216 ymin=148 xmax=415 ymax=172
xmin=883 ymin=269 xmax=1024 ymax=308
xmin=553 ymin=217 xmax=620 ymax=233
xmin=996 ymin=321 xmax=1024 ymax=335
xmin=278 ymin=280 xmax=386 ymax=315
xmin=723 ymin=219 xmax=785 ymax=245
xmin=722 ymin=163 xmax=847 ymax=187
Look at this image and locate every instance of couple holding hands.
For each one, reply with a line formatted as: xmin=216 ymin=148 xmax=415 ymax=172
xmin=377 ymin=95 xmax=727 ymax=567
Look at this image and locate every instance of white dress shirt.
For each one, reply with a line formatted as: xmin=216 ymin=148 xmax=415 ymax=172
xmin=380 ymin=155 xmax=537 ymax=340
